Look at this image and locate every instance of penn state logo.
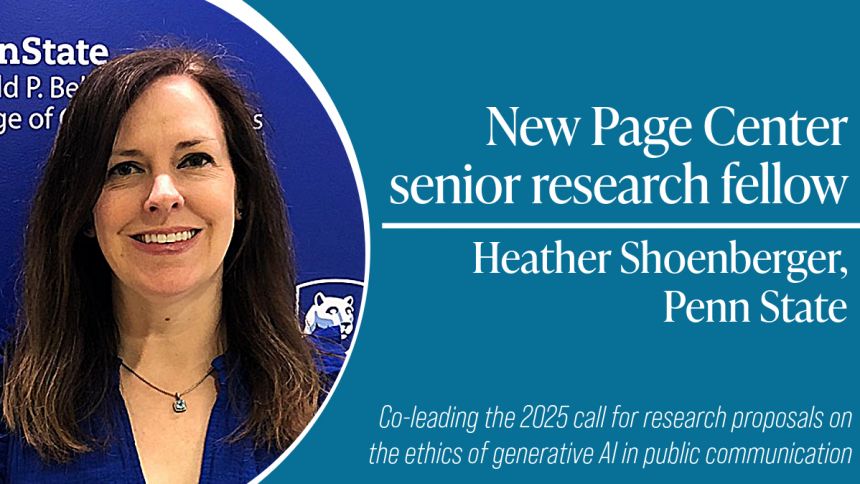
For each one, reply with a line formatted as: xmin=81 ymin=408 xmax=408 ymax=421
xmin=303 ymin=292 xmax=354 ymax=340
xmin=297 ymin=278 xmax=364 ymax=348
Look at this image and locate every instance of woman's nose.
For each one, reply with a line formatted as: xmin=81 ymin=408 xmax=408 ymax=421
xmin=144 ymin=174 xmax=184 ymax=213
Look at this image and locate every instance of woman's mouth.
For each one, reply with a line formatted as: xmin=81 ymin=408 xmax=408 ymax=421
xmin=131 ymin=229 xmax=201 ymax=244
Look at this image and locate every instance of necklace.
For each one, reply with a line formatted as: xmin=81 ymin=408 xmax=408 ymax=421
xmin=119 ymin=360 xmax=215 ymax=413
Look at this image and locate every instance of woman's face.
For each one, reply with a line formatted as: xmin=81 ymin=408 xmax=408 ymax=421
xmin=92 ymin=75 xmax=238 ymax=301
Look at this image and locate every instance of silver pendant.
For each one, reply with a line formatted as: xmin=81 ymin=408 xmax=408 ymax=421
xmin=173 ymin=393 xmax=187 ymax=413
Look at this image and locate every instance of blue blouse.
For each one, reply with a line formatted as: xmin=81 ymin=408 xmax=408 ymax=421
xmin=1 ymin=328 xmax=346 ymax=483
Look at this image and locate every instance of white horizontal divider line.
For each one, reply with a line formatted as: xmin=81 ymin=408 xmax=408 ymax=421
xmin=382 ymin=222 xmax=860 ymax=230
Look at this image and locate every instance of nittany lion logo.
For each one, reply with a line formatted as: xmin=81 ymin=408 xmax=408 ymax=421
xmin=303 ymin=292 xmax=355 ymax=340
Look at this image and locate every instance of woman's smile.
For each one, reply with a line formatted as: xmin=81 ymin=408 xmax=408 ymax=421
xmin=129 ymin=227 xmax=203 ymax=255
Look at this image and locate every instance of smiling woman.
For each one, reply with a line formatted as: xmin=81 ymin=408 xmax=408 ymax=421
xmin=1 ymin=48 xmax=334 ymax=483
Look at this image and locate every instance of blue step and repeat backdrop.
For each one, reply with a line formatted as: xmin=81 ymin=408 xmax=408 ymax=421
xmin=2 ymin=1 xmax=858 ymax=482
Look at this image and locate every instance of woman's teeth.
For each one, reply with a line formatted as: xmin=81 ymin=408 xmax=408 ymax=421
xmin=134 ymin=229 xmax=199 ymax=244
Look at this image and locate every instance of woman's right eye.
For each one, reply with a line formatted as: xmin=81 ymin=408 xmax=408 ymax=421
xmin=106 ymin=162 xmax=143 ymax=179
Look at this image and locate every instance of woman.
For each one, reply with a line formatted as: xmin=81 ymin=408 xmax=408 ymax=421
xmin=1 ymin=48 xmax=334 ymax=482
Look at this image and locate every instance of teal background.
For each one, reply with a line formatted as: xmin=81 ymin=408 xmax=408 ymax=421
xmin=248 ymin=1 xmax=858 ymax=482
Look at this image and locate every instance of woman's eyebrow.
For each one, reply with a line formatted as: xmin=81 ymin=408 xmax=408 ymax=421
xmin=112 ymin=148 xmax=144 ymax=157
xmin=110 ymin=138 xmax=217 ymax=157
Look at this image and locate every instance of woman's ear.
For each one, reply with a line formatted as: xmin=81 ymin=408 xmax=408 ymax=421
xmin=235 ymin=202 xmax=244 ymax=221
xmin=83 ymin=219 xmax=95 ymax=238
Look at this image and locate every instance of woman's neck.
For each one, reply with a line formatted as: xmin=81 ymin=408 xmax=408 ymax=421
xmin=114 ymin=279 xmax=224 ymax=386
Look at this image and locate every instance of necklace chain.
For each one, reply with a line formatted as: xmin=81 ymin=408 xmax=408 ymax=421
xmin=119 ymin=360 xmax=215 ymax=401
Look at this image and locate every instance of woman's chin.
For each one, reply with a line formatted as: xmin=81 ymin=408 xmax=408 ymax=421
xmin=118 ymin=270 xmax=220 ymax=302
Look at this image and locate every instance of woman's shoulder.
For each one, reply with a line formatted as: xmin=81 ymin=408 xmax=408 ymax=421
xmin=307 ymin=326 xmax=347 ymax=392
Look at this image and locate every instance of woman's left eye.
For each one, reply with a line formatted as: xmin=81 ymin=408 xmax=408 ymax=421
xmin=178 ymin=153 xmax=215 ymax=169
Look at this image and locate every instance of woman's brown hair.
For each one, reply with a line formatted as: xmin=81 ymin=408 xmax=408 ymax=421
xmin=2 ymin=48 xmax=320 ymax=462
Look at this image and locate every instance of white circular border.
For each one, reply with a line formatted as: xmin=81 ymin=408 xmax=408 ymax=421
xmin=204 ymin=1 xmax=370 ymax=482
